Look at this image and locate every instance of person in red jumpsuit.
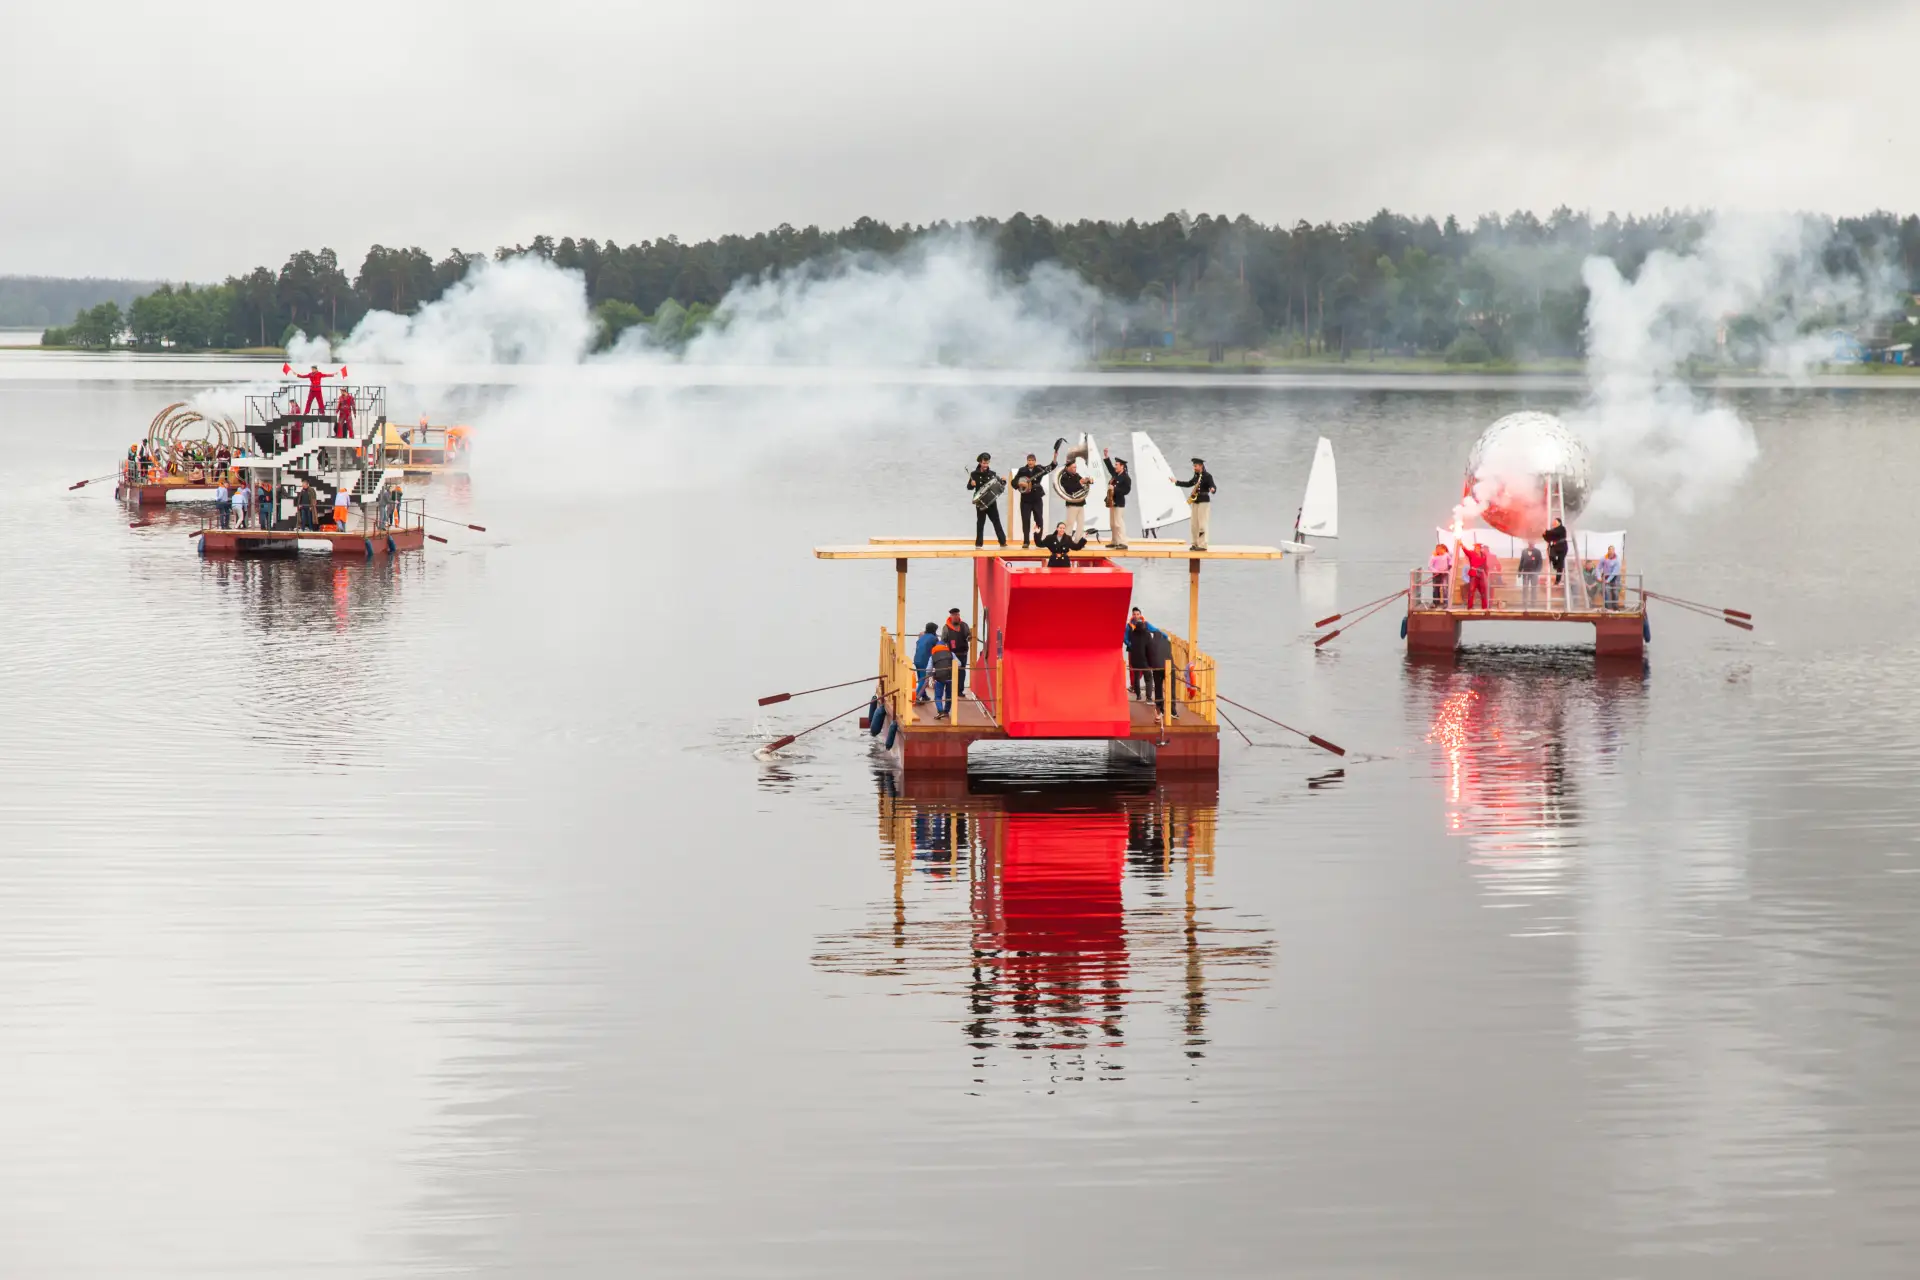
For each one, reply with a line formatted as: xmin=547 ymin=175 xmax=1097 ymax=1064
xmin=289 ymin=364 xmax=345 ymax=414
xmin=335 ymin=387 xmax=356 ymax=439
xmin=1463 ymin=540 xmax=1492 ymax=610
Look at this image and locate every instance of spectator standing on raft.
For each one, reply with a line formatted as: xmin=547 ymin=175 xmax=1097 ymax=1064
xmin=1038 ymin=522 xmax=1086 ymax=568
xmin=1428 ymin=543 xmax=1452 ymax=607
xmin=1543 ymin=518 xmax=1569 ymax=589
xmin=913 ymin=622 xmax=938 ymax=703
xmin=1102 ymin=448 xmax=1131 ymax=549
xmin=256 ymin=478 xmax=274 ymax=528
xmin=1174 ymin=457 xmax=1217 ymax=550
xmin=1124 ymin=607 xmax=1159 ymax=701
xmin=1145 ymin=621 xmax=1176 ymax=719
xmin=1597 ymin=545 xmax=1622 ymax=609
xmin=231 ymin=478 xmax=250 ymax=529
xmin=941 ymin=608 xmax=972 ymax=697
xmin=214 ymin=479 xmax=232 ymax=529
xmin=1518 ymin=541 xmax=1544 ymax=609
xmin=296 ymin=481 xmax=318 ymax=531
xmin=928 ymin=635 xmax=956 ymax=720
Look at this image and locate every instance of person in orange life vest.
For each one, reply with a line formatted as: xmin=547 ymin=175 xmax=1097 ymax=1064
xmin=940 ymin=608 xmax=972 ymax=696
xmin=928 ymin=635 xmax=957 ymax=719
xmin=335 ymin=387 xmax=356 ymax=439
xmin=332 ymin=487 xmax=353 ymax=530
xmin=1463 ymin=539 xmax=1492 ymax=609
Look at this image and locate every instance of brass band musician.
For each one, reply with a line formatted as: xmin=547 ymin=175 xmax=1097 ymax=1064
xmin=966 ymin=452 xmax=1008 ymax=548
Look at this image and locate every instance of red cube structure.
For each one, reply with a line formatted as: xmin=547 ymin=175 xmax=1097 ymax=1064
xmin=972 ymin=556 xmax=1132 ymax=738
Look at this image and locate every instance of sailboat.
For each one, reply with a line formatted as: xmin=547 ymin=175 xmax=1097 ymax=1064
xmin=1127 ymin=431 xmax=1188 ymax=537
xmin=1280 ymin=437 xmax=1337 ymax=554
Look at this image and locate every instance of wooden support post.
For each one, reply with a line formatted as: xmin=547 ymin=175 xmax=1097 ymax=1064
xmin=1188 ymin=558 xmax=1201 ymax=656
xmin=895 ymin=557 xmax=908 ymax=663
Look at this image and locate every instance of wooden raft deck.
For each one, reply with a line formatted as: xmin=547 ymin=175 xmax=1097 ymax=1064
xmin=194 ymin=526 xmax=427 ymax=557
xmin=882 ymin=689 xmax=1217 ymax=772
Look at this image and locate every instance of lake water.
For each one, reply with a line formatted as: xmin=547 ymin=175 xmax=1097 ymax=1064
xmin=6 ymin=361 xmax=1920 ymax=1278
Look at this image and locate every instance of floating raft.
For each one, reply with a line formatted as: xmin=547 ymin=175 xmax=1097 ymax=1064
xmin=819 ymin=538 xmax=1285 ymax=777
xmin=193 ymin=526 xmax=426 ymax=558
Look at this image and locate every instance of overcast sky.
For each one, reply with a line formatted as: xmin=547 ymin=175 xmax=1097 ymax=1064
xmin=4 ymin=0 xmax=1915 ymax=280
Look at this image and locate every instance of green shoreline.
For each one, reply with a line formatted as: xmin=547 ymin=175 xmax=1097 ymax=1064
xmin=15 ymin=344 xmax=1920 ymax=378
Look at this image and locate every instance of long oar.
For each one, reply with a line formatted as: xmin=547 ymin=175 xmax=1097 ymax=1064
xmin=759 ymin=698 xmax=869 ymax=756
xmin=758 ymin=675 xmax=882 ymax=707
xmin=1315 ymin=590 xmax=1407 ymax=647
xmin=1215 ymin=703 xmax=1255 ymax=747
xmin=1313 ymin=588 xmax=1408 ymax=630
xmin=1645 ymin=590 xmax=1753 ymax=623
xmin=1217 ymin=694 xmax=1345 ymax=756
xmin=69 ymin=473 xmax=117 ymax=490
xmin=423 ymin=512 xmax=488 ymax=533
xmin=1648 ymin=594 xmax=1754 ymax=631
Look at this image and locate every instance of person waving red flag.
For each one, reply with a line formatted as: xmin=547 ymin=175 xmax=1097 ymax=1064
xmin=283 ymin=363 xmax=348 ymax=414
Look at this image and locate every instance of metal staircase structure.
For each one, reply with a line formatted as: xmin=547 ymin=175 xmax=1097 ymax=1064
xmin=232 ymin=385 xmax=402 ymax=529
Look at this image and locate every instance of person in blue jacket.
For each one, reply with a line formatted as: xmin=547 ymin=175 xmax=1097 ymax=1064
xmin=913 ymin=622 xmax=939 ymax=702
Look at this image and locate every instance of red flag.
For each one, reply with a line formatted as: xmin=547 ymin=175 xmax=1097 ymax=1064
xmin=340 ymin=366 xmax=348 ymax=377
xmin=282 ymin=362 xmax=291 ymax=374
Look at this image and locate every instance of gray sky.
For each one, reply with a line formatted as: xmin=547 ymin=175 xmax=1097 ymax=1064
xmin=4 ymin=0 xmax=1914 ymax=280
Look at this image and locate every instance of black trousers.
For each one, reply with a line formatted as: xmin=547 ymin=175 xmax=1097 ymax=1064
xmin=1549 ymin=550 xmax=1567 ymax=584
xmin=975 ymin=503 xmax=1006 ymax=547
xmin=953 ymin=653 xmax=968 ymax=695
xmin=1147 ymin=669 xmax=1167 ymax=715
xmin=1019 ymin=493 xmax=1044 ymax=544
xmin=1129 ymin=662 xmax=1147 ymax=699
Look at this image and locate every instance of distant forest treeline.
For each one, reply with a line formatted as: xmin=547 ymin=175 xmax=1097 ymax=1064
xmin=41 ymin=210 xmax=1920 ymax=361
xmin=0 ymin=275 xmax=161 ymax=328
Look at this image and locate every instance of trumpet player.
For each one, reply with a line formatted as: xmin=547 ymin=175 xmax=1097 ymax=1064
xmin=966 ymin=452 xmax=1008 ymax=548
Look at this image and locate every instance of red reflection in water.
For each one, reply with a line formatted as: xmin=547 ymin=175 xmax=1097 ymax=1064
xmin=974 ymin=810 xmax=1129 ymax=1050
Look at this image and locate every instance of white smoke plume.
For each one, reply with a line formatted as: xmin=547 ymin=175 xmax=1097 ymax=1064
xmin=289 ymin=230 xmax=1105 ymax=375
xmin=1571 ymin=212 xmax=1896 ymax=519
xmin=276 ymin=231 xmax=1107 ymax=497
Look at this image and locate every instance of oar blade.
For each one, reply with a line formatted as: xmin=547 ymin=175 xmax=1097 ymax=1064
xmin=757 ymin=692 xmax=792 ymax=706
xmin=427 ymin=533 xmax=449 ymax=543
xmin=1723 ymin=608 xmax=1753 ymax=621
xmin=467 ymin=524 xmax=487 ymax=532
xmin=763 ymin=734 xmax=797 ymax=753
xmin=1313 ymin=628 xmax=1342 ymax=647
xmin=1724 ymin=617 xmax=1754 ymax=631
xmin=1308 ymin=735 xmax=1346 ymax=757
xmin=1313 ymin=612 xmax=1341 ymax=628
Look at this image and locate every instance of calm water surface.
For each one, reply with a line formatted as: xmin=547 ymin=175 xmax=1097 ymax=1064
xmin=4 ymin=363 xmax=1919 ymax=1277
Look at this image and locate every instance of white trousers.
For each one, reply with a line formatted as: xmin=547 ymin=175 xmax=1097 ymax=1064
xmin=1066 ymin=504 xmax=1084 ymax=537
xmin=1108 ymin=505 xmax=1127 ymax=545
xmin=1190 ymin=502 xmax=1211 ymax=549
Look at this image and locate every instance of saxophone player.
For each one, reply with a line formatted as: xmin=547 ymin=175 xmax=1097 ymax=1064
xmin=1174 ymin=456 xmax=1217 ymax=550
xmin=966 ymin=452 xmax=1008 ymax=548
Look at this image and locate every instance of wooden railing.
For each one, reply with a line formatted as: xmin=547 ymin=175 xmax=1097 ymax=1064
xmin=879 ymin=627 xmax=917 ymax=728
xmin=1166 ymin=633 xmax=1217 ymax=726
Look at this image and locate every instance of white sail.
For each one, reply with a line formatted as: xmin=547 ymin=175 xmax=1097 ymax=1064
xmin=1297 ymin=437 xmax=1338 ymax=539
xmin=1128 ymin=430 xmax=1188 ymax=532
